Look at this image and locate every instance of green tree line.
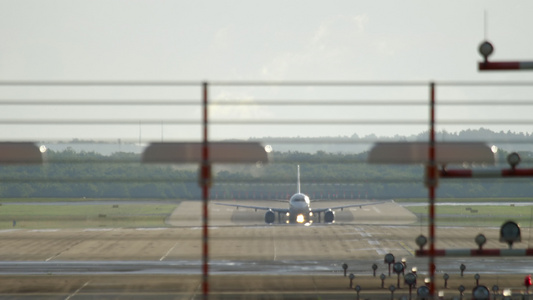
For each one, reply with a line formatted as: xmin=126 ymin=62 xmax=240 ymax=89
xmin=0 ymin=148 xmax=531 ymax=200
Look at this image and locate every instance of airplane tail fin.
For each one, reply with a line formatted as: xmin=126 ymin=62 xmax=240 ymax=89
xmin=297 ymin=165 xmax=301 ymax=194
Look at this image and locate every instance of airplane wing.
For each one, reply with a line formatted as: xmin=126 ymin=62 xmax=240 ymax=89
xmin=312 ymin=200 xmax=391 ymax=213
xmin=213 ymin=202 xmax=289 ymax=214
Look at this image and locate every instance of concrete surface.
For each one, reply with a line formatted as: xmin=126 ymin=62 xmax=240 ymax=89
xmin=0 ymin=200 xmax=530 ymax=299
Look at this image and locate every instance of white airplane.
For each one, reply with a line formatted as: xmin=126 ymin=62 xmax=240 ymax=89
xmin=214 ymin=165 xmax=388 ymax=224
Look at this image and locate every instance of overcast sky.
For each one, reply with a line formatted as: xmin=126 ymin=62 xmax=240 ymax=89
xmin=1 ymin=1 xmax=533 ymax=143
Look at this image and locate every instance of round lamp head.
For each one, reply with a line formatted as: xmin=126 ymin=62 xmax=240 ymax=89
xmin=472 ymin=285 xmax=490 ymax=300
xmin=479 ymin=41 xmax=494 ymax=62
xmin=500 ymin=221 xmax=521 ymax=248
xmin=415 ymin=235 xmax=427 ymax=250
xmin=507 ymin=152 xmax=521 ymax=169
xmin=475 ymin=234 xmax=487 ymax=249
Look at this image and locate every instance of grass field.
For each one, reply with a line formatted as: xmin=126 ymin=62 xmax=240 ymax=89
xmin=395 ymin=197 xmax=533 ymax=203
xmin=0 ymin=198 xmax=531 ymax=229
xmin=405 ymin=204 xmax=533 ymax=227
xmin=0 ymin=202 xmax=178 ymax=229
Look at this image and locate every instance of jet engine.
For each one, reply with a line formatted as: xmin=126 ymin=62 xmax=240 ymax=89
xmin=265 ymin=210 xmax=275 ymax=224
xmin=324 ymin=210 xmax=335 ymax=223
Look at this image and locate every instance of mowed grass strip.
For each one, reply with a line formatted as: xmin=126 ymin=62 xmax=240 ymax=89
xmin=0 ymin=203 xmax=178 ymax=229
xmin=406 ymin=204 xmax=533 ymax=227
xmin=396 ymin=198 xmax=533 ymax=203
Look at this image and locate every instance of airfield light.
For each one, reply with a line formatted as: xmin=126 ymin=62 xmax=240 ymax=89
xmin=492 ymin=285 xmax=499 ymax=297
xmin=460 ymin=263 xmax=466 ymax=277
xmin=458 ymin=285 xmax=466 ymax=297
xmin=380 ymin=273 xmax=386 ymax=288
xmin=502 ymin=288 xmax=512 ymax=299
xmin=393 ymin=262 xmax=405 ymax=288
xmin=404 ymin=272 xmax=417 ymax=299
xmin=417 ymin=285 xmax=430 ymax=298
xmin=39 ymin=145 xmax=47 ymax=153
xmin=384 ymin=253 xmax=395 ymax=276
xmin=372 ymin=263 xmax=378 ymax=277
xmin=389 ymin=284 xmax=396 ymax=299
xmin=342 ymin=262 xmax=348 ymax=276
xmin=500 ymin=221 xmax=521 ymax=249
xmin=474 ymin=273 xmax=481 ymax=286
xmin=415 ymin=235 xmax=427 ymax=250
xmin=491 ymin=145 xmax=498 ymax=153
xmin=354 ymin=285 xmax=361 ymax=300
xmin=443 ymin=273 xmax=449 ymax=288
xmin=472 ymin=285 xmax=490 ymax=300
xmin=507 ymin=152 xmax=521 ymax=169
xmin=479 ymin=41 xmax=494 ymax=62
xmin=264 ymin=144 xmax=273 ymax=153
xmin=348 ymin=273 xmax=355 ymax=288
xmin=475 ymin=234 xmax=487 ymax=250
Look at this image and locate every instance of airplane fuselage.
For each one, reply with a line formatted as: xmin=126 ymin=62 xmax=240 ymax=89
xmin=288 ymin=193 xmax=312 ymax=223
xmin=214 ymin=165 xmax=387 ymax=225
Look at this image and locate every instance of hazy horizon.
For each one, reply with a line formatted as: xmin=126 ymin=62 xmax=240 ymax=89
xmin=2 ymin=1 xmax=533 ymax=142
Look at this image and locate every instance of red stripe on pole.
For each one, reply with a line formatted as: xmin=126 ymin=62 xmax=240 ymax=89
xmin=428 ymin=82 xmax=436 ymax=297
xmin=502 ymin=168 xmax=533 ymax=177
xmin=472 ymin=249 xmax=500 ymax=256
xmin=202 ymin=82 xmax=209 ymax=299
xmin=440 ymin=168 xmax=533 ymax=178
xmin=417 ymin=248 xmax=533 ymax=257
xmin=479 ymin=62 xmax=521 ymax=70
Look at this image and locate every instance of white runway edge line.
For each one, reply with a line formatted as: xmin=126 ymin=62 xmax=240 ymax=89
xmin=160 ymin=241 xmax=180 ymax=261
xmin=65 ymin=280 xmax=90 ymax=300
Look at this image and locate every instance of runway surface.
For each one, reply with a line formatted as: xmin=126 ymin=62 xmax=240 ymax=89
xmin=0 ymin=200 xmax=532 ymax=299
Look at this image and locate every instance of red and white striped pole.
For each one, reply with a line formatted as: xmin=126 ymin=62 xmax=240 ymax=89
xmin=201 ymin=82 xmax=210 ymax=299
xmin=440 ymin=168 xmax=533 ymax=178
xmin=428 ymin=82 xmax=437 ymax=297
xmin=417 ymin=248 xmax=533 ymax=257
xmin=479 ymin=61 xmax=533 ymax=71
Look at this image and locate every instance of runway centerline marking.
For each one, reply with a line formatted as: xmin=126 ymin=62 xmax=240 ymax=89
xmin=372 ymin=206 xmax=382 ymax=213
xmin=46 ymin=253 xmax=61 ymax=262
xmin=65 ymin=280 xmax=90 ymax=300
xmin=376 ymin=249 xmax=388 ymax=255
xmin=160 ymin=241 xmax=180 ymax=261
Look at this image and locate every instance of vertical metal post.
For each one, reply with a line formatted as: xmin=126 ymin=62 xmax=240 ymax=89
xmin=428 ymin=82 xmax=437 ymax=297
xmin=201 ymin=82 xmax=210 ymax=299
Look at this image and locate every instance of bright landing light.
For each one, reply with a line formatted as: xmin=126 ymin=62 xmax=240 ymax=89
xmin=296 ymin=214 xmax=305 ymax=223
